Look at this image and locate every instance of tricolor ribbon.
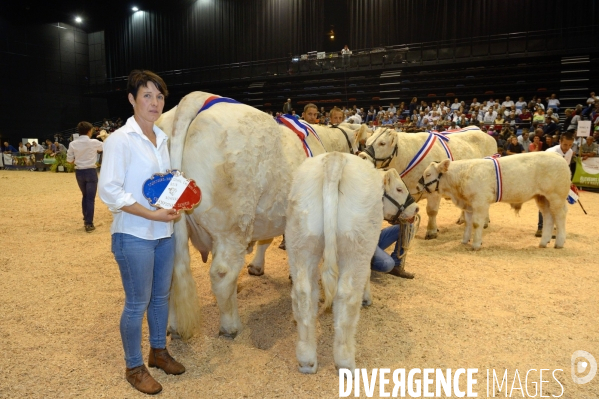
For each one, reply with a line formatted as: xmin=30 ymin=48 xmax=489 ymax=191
xmin=400 ymin=132 xmax=452 ymax=178
xmin=567 ymin=184 xmax=579 ymax=205
xmin=484 ymin=154 xmax=503 ymax=202
xmin=197 ymin=95 xmax=241 ymax=115
xmin=276 ymin=114 xmax=323 ymax=157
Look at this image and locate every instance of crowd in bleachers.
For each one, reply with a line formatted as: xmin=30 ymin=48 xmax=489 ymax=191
xmin=274 ymin=92 xmax=599 ymax=158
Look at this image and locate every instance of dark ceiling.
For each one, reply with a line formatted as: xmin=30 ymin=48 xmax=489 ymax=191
xmin=0 ymin=0 xmax=194 ymax=32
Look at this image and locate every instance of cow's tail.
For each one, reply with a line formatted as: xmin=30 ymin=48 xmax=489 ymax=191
xmin=169 ymin=92 xmax=212 ymax=170
xmin=321 ymin=153 xmax=347 ymax=309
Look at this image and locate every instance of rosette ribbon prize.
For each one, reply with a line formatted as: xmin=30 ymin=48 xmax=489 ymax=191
xmin=142 ymin=170 xmax=202 ymax=211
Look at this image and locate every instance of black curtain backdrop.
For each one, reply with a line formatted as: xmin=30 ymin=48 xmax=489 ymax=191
xmin=348 ymin=0 xmax=599 ymax=49
xmin=105 ymin=0 xmax=324 ymax=77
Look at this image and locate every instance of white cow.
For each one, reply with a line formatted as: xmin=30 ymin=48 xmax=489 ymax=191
xmin=286 ymin=152 xmax=418 ymax=373
xmin=419 ymin=152 xmax=570 ymax=250
xmin=155 ymin=93 xmax=368 ymax=339
xmin=359 ymin=127 xmax=497 ymax=239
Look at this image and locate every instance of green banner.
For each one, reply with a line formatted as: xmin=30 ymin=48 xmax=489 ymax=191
xmin=573 ymin=157 xmax=599 ymax=188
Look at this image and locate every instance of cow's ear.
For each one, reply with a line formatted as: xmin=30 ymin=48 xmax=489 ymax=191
xmin=438 ymin=159 xmax=451 ymax=173
xmin=383 ymin=169 xmax=393 ymax=187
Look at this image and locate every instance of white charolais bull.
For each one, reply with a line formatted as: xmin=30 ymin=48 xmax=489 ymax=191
xmin=359 ymin=127 xmax=496 ymax=239
xmin=286 ymin=152 xmax=418 ymax=373
xmin=245 ymin=122 xmax=370 ymax=276
xmin=419 ymin=152 xmax=570 ymax=250
xmin=156 ymin=92 xmax=368 ymax=339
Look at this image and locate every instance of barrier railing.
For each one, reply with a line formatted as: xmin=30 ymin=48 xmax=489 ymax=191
xmin=87 ymin=25 xmax=598 ymax=95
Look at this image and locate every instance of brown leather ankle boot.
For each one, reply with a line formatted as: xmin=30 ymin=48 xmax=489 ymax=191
xmin=389 ymin=264 xmax=415 ymax=279
xmin=125 ymin=365 xmax=162 ymax=395
xmin=148 ymin=347 xmax=186 ymax=375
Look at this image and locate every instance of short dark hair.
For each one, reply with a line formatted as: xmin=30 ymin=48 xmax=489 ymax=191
xmin=304 ymin=103 xmax=317 ymax=113
xmin=77 ymin=121 xmax=94 ymax=136
xmin=127 ymin=69 xmax=168 ymax=99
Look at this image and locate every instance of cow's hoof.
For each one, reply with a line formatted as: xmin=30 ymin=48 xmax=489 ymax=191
xmin=483 ymin=223 xmax=489 ymax=229
xmin=298 ymin=361 xmax=318 ymax=374
xmin=456 ymin=218 xmax=465 ymax=225
xmin=538 ymin=243 xmax=548 ymax=248
xmin=362 ymin=299 xmax=372 ymax=307
xmin=424 ymin=232 xmax=438 ymax=240
xmin=218 ymin=329 xmax=238 ymax=339
xmin=247 ymin=264 xmax=264 ymax=276
xmin=554 ymin=245 xmax=564 ymax=249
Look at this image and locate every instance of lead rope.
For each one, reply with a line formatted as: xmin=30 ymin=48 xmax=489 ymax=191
xmin=395 ymin=214 xmax=420 ymax=268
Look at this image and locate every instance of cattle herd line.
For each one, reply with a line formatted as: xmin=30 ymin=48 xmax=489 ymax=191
xmin=141 ymin=91 xmax=573 ymax=374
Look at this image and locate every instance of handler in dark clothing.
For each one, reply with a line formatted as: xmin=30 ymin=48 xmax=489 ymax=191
xmin=67 ymin=121 xmax=103 ymax=232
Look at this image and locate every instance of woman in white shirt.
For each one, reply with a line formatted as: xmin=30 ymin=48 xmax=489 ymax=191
xmin=98 ymin=70 xmax=184 ymax=395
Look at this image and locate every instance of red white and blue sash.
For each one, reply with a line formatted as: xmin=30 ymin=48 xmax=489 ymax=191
xmin=484 ymin=154 xmax=503 ymax=202
xmin=276 ymin=114 xmax=323 ymax=157
xmin=400 ymin=132 xmax=452 ymax=178
xmin=197 ymin=95 xmax=240 ymax=115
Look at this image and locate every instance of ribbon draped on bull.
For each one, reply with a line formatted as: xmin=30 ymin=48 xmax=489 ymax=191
xmin=276 ymin=114 xmax=323 ymax=157
xmin=484 ymin=153 xmax=503 ymax=202
xmin=196 ymin=95 xmax=241 ymax=115
xmin=400 ymin=132 xmax=452 ymax=178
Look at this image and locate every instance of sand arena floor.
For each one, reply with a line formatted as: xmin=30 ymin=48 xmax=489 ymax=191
xmin=0 ymin=169 xmax=597 ymax=398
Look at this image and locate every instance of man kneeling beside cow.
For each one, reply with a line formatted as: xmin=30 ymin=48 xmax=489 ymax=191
xmin=418 ymin=151 xmax=571 ymax=250
xmin=285 ymin=152 xmax=419 ymax=373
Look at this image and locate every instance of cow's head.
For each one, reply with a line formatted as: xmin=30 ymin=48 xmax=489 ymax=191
xmin=358 ymin=128 xmax=397 ymax=168
xmin=382 ymin=168 xmax=419 ymax=224
xmin=418 ymin=159 xmax=451 ymax=193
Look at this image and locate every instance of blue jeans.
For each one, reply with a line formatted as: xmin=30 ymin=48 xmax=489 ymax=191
xmin=75 ymin=168 xmax=98 ymax=225
xmin=112 ymin=233 xmax=175 ymax=369
xmin=371 ymin=225 xmax=404 ymax=273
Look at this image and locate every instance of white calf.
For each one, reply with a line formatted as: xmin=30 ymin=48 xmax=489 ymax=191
xmin=286 ymin=152 xmax=418 ymax=374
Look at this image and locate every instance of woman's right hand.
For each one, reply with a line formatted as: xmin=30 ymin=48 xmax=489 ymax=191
xmin=151 ymin=208 xmax=180 ymax=222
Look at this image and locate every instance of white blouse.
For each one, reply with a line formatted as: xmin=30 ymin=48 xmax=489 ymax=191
xmin=98 ymin=116 xmax=173 ymax=240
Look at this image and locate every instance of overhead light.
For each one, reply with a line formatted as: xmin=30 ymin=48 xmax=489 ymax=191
xmin=132 ymin=6 xmax=139 ymax=11
xmin=330 ymin=35 xmax=334 ymax=39
xmin=75 ymin=17 xmax=82 ymax=23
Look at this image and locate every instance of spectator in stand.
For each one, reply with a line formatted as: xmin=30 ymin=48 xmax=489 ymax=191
xmin=55 ymin=141 xmax=67 ymax=154
xmin=18 ymin=142 xmax=27 ymax=153
xmin=2 ymin=141 xmax=17 ymax=153
xmin=543 ymin=116 xmax=558 ymax=136
xmin=283 ymin=98 xmax=293 ymax=114
xmin=562 ymin=109 xmax=573 ymax=131
xmin=518 ymin=107 xmax=532 ymax=125
xmin=518 ymin=130 xmax=531 ymax=152
xmin=494 ymin=113 xmax=505 ymax=125
xmin=581 ymin=136 xmax=598 ymax=159
xmin=545 ymin=108 xmax=559 ymax=124
xmin=567 ymin=108 xmax=582 ymax=132
xmin=541 ymin=135 xmax=554 ymax=151
xmin=506 ymin=136 xmax=524 ymax=155
xmin=502 ymin=96 xmax=514 ymax=109
xmin=30 ymin=141 xmax=44 ymax=153
xmin=44 ymin=139 xmax=57 ymax=155
xmin=25 ymin=142 xmax=32 ymax=152
xmin=341 ymin=45 xmax=351 ymax=67
xmin=529 ymin=135 xmax=543 ymax=152
xmin=546 ymin=94 xmax=560 ymax=113
xmin=388 ymin=103 xmax=396 ymax=115
xmin=470 ymin=97 xmax=480 ymax=108
xmin=450 ymin=98 xmax=461 ymax=113
xmin=515 ymin=97 xmax=527 ymax=113
xmin=483 ymin=108 xmax=496 ymax=124
xmin=409 ymin=97 xmax=419 ymax=115
xmin=381 ymin=115 xmax=393 ymax=126
xmin=532 ymin=108 xmax=545 ymax=124
xmin=583 ymin=91 xmax=598 ymax=117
